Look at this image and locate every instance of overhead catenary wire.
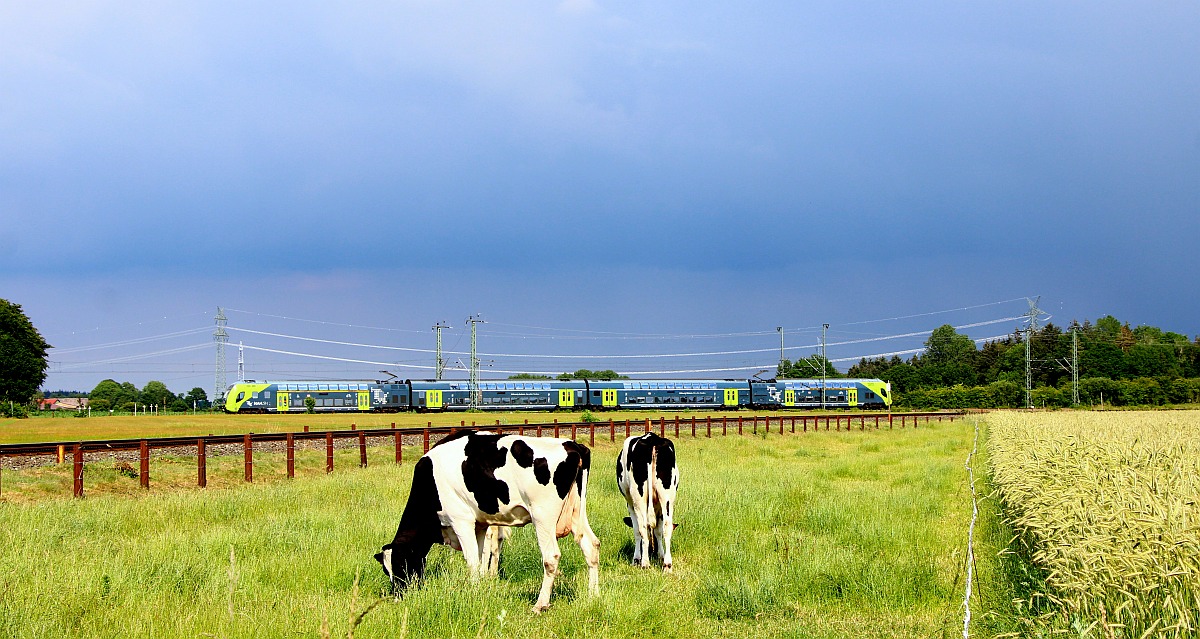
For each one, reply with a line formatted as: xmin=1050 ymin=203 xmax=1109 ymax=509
xmin=226 ymin=317 xmax=1025 ymax=361
xmin=43 ymin=297 xmax=1040 ymax=388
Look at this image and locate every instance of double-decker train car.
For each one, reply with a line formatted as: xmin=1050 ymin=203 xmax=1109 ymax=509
xmin=223 ymin=377 xmax=891 ymax=413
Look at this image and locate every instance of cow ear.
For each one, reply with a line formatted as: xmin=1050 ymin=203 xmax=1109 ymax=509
xmin=623 ymin=517 xmax=633 ymax=527
xmin=374 ymin=552 xmax=384 ymax=564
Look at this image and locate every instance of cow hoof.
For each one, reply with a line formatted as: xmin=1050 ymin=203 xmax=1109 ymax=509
xmin=532 ymin=604 xmax=551 ymax=614
xmin=663 ymin=564 xmax=673 ymax=574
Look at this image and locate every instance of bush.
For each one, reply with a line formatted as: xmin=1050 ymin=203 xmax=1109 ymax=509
xmin=2 ymin=402 xmax=30 ymax=418
xmin=580 ymin=410 xmax=599 ymax=423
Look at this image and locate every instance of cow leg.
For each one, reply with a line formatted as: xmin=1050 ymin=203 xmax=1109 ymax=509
xmin=451 ymin=519 xmax=483 ymax=580
xmin=625 ymin=502 xmax=644 ymax=566
xmin=531 ymin=518 xmax=562 ymax=613
xmin=629 ymin=489 xmax=652 ymax=568
xmin=574 ymin=516 xmax=601 ymax=597
xmin=480 ymin=526 xmax=504 ymax=577
xmin=637 ymin=514 xmax=653 ymax=569
xmin=655 ymin=510 xmax=673 ymax=574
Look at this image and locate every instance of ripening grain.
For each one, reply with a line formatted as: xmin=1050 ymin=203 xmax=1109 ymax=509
xmin=987 ymin=411 xmax=1200 ymax=636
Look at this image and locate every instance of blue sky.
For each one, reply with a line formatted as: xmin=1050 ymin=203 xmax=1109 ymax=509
xmin=2 ymin=2 xmax=1198 ymax=394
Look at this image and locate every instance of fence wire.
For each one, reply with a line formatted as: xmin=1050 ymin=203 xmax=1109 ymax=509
xmin=962 ymin=416 xmax=981 ymax=637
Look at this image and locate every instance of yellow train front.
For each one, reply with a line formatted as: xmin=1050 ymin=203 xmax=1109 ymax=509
xmin=223 ymin=380 xmax=410 ymax=413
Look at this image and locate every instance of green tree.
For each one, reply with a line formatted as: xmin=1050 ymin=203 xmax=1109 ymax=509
xmin=923 ymin=324 xmax=976 ymax=367
xmin=556 ymin=369 xmax=626 ymax=380
xmin=89 ymin=379 xmax=126 ymax=408
xmin=140 ymin=381 xmax=174 ymax=409
xmin=184 ymin=387 xmax=209 ymax=409
xmin=0 ymin=299 xmax=52 ymax=405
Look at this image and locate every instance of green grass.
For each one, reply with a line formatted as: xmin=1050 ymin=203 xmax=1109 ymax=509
xmin=0 ymin=421 xmax=976 ymax=638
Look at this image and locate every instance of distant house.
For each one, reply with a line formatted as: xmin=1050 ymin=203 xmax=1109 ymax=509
xmin=37 ymin=398 xmax=89 ymax=411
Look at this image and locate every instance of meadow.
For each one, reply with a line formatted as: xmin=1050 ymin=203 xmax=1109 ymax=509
xmin=0 ymin=416 xmax=977 ymax=638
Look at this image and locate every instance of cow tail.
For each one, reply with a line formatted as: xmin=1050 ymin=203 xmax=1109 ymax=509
xmin=646 ymin=444 xmax=658 ymax=531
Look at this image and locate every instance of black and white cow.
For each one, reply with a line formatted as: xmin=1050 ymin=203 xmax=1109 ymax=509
xmin=616 ymin=433 xmax=679 ymax=573
xmin=376 ymin=430 xmax=600 ymax=612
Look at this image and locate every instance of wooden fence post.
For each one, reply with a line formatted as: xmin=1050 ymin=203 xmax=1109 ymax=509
xmin=198 ymin=438 xmax=207 ymax=488
xmin=244 ymin=434 xmax=253 ymax=483
xmin=286 ymin=433 xmax=295 ymax=478
xmin=73 ymin=443 xmax=83 ymax=498
xmin=139 ymin=440 xmax=150 ymax=489
xmin=423 ymin=428 xmax=430 ymax=453
xmin=589 ymin=423 xmax=595 ymax=447
xmin=326 ymin=432 xmax=335 ymax=473
xmin=691 ymin=416 xmax=696 ymax=438
xmin=738 ymin=416 xmax=743 ymax=435
xmin=359 ymin=431 xmax=367 ymax=468
xmin=610 ymin=418 xmax=615 ymax=442
xmin=394 ymin=431 xmax=403 ymax=464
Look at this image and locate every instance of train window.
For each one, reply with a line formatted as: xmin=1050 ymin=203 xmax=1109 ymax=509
xmin=593 ymin=391 xmax=601 ymax=397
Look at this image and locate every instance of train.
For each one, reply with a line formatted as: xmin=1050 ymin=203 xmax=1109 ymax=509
xmin=223 ymin=377 xmax=892 ymax=413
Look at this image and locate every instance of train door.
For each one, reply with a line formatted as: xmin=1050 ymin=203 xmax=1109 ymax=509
xmin=558 ymin=389 xmax=575 ymax=408
xmin=723 ymin=388 xmax=739 ymax=407
xmin=277 ymin=392 xmax=289 ymax=412
xmin=784 ymin=388 xmax=795 ymax=407
xmin=848 ymin=388 xmax=858 ymax=407
xmin=427 ymin=390 xmax=443 ymax=409
xmin=357 ymin=391 xmax=370 ymax=411
xmin=602 ymin=389 xmax=618 ymax=408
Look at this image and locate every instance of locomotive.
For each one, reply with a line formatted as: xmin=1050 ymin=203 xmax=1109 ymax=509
xmin=223 ymin=377 xmax=892 ymax=413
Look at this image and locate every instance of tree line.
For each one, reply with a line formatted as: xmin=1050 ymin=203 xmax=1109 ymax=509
xmin=86 ymin=379 xmax=211 ymax=413
xmin=837 ymin=316 xmax=1200 ymax=408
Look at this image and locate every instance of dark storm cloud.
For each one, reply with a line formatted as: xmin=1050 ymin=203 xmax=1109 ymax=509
xmin=3 ymin=2 xmax=1199 ymax=392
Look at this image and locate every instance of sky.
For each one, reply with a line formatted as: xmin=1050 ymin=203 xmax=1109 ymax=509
xmin=2 ymin=2 xmax=1198 ymax=396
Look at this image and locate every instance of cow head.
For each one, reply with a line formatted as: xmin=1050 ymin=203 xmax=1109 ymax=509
xmin=374 ymin=543 xmax=427 ymax=592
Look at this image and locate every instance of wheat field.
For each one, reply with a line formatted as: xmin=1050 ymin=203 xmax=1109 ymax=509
xmin=986 ymin=411 xmax=1200 ymax=637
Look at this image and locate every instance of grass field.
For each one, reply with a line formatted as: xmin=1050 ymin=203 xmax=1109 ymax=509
xmin=0 ymin=417 xmax=977 ymax=638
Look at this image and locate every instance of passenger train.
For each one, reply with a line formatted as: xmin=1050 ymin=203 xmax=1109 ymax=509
xmin=223 ymin=377 xmax=892 ymax=413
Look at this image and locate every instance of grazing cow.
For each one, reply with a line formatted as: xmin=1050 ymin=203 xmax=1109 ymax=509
xmin=376 ymin=430 xmax=600 ymax=612
xmin=616 ymin=433 xmax=679 ymax=573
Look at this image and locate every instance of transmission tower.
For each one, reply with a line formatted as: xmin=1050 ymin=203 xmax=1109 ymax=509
xmin=433 ymin=321 xmax=450 ymax=380
xmin=237 ymin=341 xmax=245 ymax=382
xmin=467 ymin=315 xmax=484 ymax=410
xmin=1072 ymin=326 xmax=1080 ymax=405
xmin=214 ymin=307 xmax=229 ymax=404
xmin=1024 ymin=297 xmax=1042 ymax=409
